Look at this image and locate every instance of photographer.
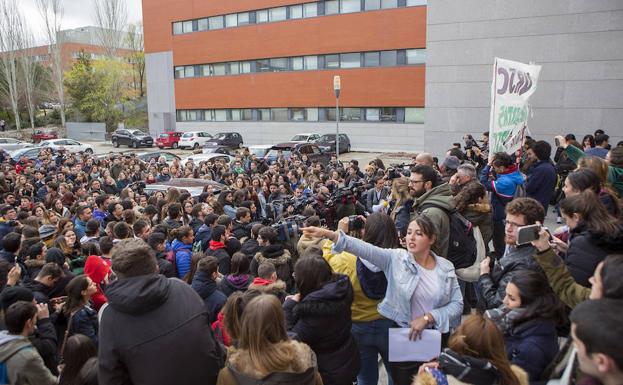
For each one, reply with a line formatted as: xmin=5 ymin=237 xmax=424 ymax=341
xmin=302 ymin=214 xmax=463 ymax=385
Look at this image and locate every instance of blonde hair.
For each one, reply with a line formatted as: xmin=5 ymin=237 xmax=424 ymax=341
xmin=390 ymin=177 xmax=411 ymax=221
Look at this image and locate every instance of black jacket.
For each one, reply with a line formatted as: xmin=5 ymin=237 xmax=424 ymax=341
xmin=218 ymin=274 xmax=253 ymax=297
xmin=189 ymin=218 xmax=204 ymax=235
xmin=283 ymin=274 xmax=360 ymax=385
xmin=205 ymin=247 xmax=231 ymax=276
xmin=99 ymin=274 xmax=225 ymax=385
xmin=565 ymin=223 xmax=623 ymax=287
xmin=250 ymin=245 xmax=294 ymax=292
xmin=505 ymin=318 xmax=559 ymax=381
xmin=239 ymin=239 xmax=260 ymax=261
xmin=155 ymin=252 xmax=175 ymax=278
xmin=69 ymin=306 xmax=99 ymax=345
xmin=191 ymin=271 xmax=227 ymax=324
xmin=232 ymin=221 xmax=250 ymax=240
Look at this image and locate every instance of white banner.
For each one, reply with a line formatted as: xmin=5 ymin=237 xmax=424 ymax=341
xmin=489 ymin=58 xmax=541 ymax=155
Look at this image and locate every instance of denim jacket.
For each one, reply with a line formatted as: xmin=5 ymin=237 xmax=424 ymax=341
xmin=332 ymin=231 xmax=463 ymax=332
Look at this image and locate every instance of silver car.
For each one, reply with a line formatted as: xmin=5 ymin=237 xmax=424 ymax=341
xmin=0 ymin=138 xmax=33 ymax=152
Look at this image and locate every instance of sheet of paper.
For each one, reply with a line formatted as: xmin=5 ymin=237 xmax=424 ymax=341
xmin=388 ymin=328 xmax=441 ymax=362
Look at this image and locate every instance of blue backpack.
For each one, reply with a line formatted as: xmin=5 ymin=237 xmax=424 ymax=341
xmin=0 ymin=345 xmax=32 ymax=383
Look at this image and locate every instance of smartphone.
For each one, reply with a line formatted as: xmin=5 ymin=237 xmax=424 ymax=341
xmin=516 ymin=224 xmax=543 ymax=245
xmin=555 ymin=137 xmax=560 ymax=147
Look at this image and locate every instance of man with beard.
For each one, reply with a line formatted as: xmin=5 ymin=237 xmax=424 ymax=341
xmin=408 ymin=164 xmax=454 ymax=259
xmin=476 ymin=197 xmax=543 ymax=309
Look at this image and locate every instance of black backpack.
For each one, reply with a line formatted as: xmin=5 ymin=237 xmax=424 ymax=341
xmin=419 ymin=203 xmax=477 ymax=269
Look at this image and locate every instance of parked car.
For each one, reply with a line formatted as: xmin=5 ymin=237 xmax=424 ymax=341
xmin=202 ymin=145 xmax=237 ymax=155
xmin=248 ymin=144 xmax=272 ymax=159
xmin=316 ymin=133 xmax=351 ymax=153
xmin=178 ymin=131 xmax=213 ymax=150
xmin=31 ymin=128 xmax=58 ymax=143
xmin=156 ymin=131 xmax=183 ymax=149
xmin=180 ymin=153 xmax=234 ymax=168
xmin=9 ymin=147 xmax=48 ymax=162
xmin=290 ymin=133 xmax=321 ymax=143
xmin=204 ymin=132 xmax=244 ymax=148
xmin=39 ymin=139 xmax=94 ymax=154
xmin=264 ymin=142 xmax=331 ymax=166
xmin=144 ymin=178 xmax=225 ymax=198
xmin=0 ymin=138 xmax=33 ymax=152
xmin=136 ymin=151 xmax=181 ymax=164
xmin=111 ymin=129 xmax=154 ymax=148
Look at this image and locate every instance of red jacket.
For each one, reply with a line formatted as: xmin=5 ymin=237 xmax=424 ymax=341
xmin=84 ymin=255 xmax=111 ymax=312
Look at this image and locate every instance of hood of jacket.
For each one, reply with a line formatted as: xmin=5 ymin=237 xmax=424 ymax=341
xmin=223 ymin=274 xmax=252 ymax=290
xmin=256 ymin=247 xmax=291 ymax=266
xmin=104 ymin=274 xmax=170 ymax=315
xmin=571 ymin=221 xmax=623 ymax=251
xmin=191 ymin=271 xmax=218 ymax=299
xmin=225 ymin=340 xmax=318 ymax=384
xmin=84 ymin=255 xmax=111 ymax=285
xmin=298 ymin=235 xmax=326 ymax=251
xmin=296 ymin=274 xmax=352 ymax=317
xmin=415 ymin=183 xmax=454 ymax=211
xmin=249 ymin=279 xmax=287 ymax=295
xmin=0 ymin=331 xmax=30 ymax=362
xmin=171 ymin=238 xmax=192 ymax=253
xmin=511 ymin=318 xmax=557 ymax=339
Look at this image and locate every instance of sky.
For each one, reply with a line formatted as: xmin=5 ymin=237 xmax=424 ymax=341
xmin=19 ymin=0 xmax=143 ymax=43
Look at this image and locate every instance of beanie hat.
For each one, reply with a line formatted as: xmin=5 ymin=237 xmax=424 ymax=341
xmin=441 ymin=156 xmax=461 ymax=171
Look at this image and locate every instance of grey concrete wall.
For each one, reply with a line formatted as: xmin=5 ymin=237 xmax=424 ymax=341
xmin=424 ymin=0 xmax=623 ymax=156
xmin=146 ymin=51 xmax=176 ymax=137
xmin=66 ymin=122 xmax=106 ymax=141
xmin=176 ymin=121 xmax=426 ymax=152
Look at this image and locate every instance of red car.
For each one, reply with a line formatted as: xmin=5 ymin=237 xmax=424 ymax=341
xmin=156 ymin=131 xmax=183 ymax=149
xmin=32 ymin=129 xmax=58 ymax=143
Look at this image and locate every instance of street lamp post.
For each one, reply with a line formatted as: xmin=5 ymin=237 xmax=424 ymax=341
xmin=333 ymin=75 xmax=341 ymax=159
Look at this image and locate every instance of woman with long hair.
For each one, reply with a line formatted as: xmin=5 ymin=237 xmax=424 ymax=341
xmin=302 ymin=215 xmax=463 ymax=385
xmin=559 ymin=190 xmax=623 ymax=286
xmin=218 ymin=252 xmax=253 ymax=297
xmin=453 ymin=181 xmax=493 ymax=251
xmin=284 ymin=254 xmax=360 ymax=385
xmin=563 ymin=168 xmax=620 ymax=217
xmin=323 ymin=212 xmax=399 ymax=385
xmin=413 ymin=314 xmax=527 ymax=385
xmin=216 ymin=294 xmax=323 ymax=385
xmin=62 ymin=275 xmax=99 ymax=345
xmin=58 ymin=334 xmax=97 ymax=385
xmin=488 ymin=270 xmax=564 ymax=381
xmin=388 ymin=177 xmax=413 ymax=237
xmin=54 ymin=228 xmax=81 ymax=262
xmin=51 ymin=198 xmax=71 ymax=218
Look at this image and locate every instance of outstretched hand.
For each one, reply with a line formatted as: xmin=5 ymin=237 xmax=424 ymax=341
xmin=300 ymin=226 xmax=338 ymax=243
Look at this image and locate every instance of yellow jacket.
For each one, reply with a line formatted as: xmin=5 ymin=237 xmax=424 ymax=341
xmin=322 ymin=240 xmax=383 ymax=323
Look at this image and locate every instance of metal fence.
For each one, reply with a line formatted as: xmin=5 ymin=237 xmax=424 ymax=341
xmin=66 ymin=122 xmax=107 ymax=141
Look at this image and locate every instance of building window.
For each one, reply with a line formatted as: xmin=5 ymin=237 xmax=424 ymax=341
xmin=258 ymin=109 xmax=271 ymax=121
xmin=364 ymin=51 xmax=380 ymax=67
xmin=225 ymin=14 xmax=237 ymax=28
xmin=325 ymin=108 xmax=337 ymax=121
xmin=381 ymin=0 xmax=398 ymax=8
xmin=303 ymin=3 xmax=318 ymax=17
xmin=256 ymin=59 xmax=270 ymax=72
xmin=291 ymin=108 xmax=306 ymax=121
xmin=269 ymin=58 xmax=288 ymax=72
xmin=341 ymin=0 xmax=361 ymax=13
xmin=200 ymin=64 xmax=210 ymax=77
xmin=291 ymin=57 xmax=304 ymax=71
xmin=184 ymin=66 xmax=195 ymax=78
xmin=304 ymin=55 xmax=318 ymax=70
xmin=290 ymin=4 xmax=303 ymax=19
xmin=406 ymin=49 xmax=426 ymax=64
xmin=214 ymin=110 xmax=227 ymax=121
xmin=341 ymin=107 xmax=362 ymax=120
xmin=364 ymin=0 xmax=381 ymax=10
xmin=240 ymin=62 xmax=252 ymax=73
xmin=341 ymin=53 xmax=361 ymax=68
xmin=242 ymin=109 xmax=254 ymax=120
xmin=270 ymin=7 xmax=287 ymax=21
xmin=407 ymin=0 xmax=426 ymax=5
xmin=197 ymin=18 xmax=208 ymax=31
xmin=212 ymin=63 xmax=226 ymax=75
xmin=230 ymin=109 xmax=241 ymax=121
xmin=182 ymin=20 xmax=193 ymax=33
xmin=306 ymin=108 xmax=319 ymax=121
xmin=272 ymin=108 xmax=288 ymax=121
xmin=238 ymin=12 xmax=250 ymax=25
xmin=228 ymin=62 xmax=239 ymax=75
xmin=325 ymin=54 xmax=340 ymax=69
xmin=173 ymin=22 xmax=183 ymax=34
xmin=405 ymin=107 xmax=424 ymax=123
xmin=379 ymin=107 xmax=397 ymax=121
xmin=174 ymin=66 xmax=185 ymax=79
xmin=380 ymin=50 xmax=397 ymax=66
xmin=325 ymin=0 xmax=339 ymax=15
xmin=209 ymin=16 xmax=224 ymax=29
xmin=257 ymin=9 xmax=269 ymax=23
xmin=366 ymin=108 xmax=380 ymax=121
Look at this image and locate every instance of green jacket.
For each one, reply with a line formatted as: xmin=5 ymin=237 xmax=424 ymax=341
xmin=565 ymin=145 xmax=623 ymax=197
xmin=533 ymin=248 xmax=590 ymax=309
xmin=411 ymin=183 xmax=454 ymax=259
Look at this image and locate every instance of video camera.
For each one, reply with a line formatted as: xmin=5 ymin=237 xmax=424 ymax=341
xmin=387 ymin=163 xmax=415 ymax=179
xmin=271 ymin=214 xmax=307 ymax=242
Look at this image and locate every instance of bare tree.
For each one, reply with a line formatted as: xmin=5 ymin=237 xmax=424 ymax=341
xmin=36 ymin=0 xmax=66 ymax=127
xmin=0 ymin=0 xmax=23 ymax=130
xmin=93 ymin=0 xmax=128 ymax=58
xmin=18 ymin=22 xmax=38 ymax=129
xmin=126 ymin=22 xmax=145 ymax=97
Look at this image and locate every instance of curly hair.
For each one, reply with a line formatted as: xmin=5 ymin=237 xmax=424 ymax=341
xmin=505 ymin=197 xmax=544 ymax=225
xmin=454 ymin=181 xmax=486 ymax=212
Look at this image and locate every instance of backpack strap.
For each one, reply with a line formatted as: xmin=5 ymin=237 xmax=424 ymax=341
xmin=1 ymin=344 xmax=32 ymax=363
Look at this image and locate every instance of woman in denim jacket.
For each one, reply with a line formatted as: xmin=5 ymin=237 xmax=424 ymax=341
xmin=302 ymin=215 xmax=463 ymax=385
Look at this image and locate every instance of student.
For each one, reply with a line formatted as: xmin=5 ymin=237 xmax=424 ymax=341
xmin=248 ymin=262 xmax=287 ymax=302
xmin=216 ymin=295 xmax=323 ymax=385
xmin=218 ymin=252 xmax=253 ymax=297
xmin=0 ymin=301 xmax=57 ymax=385
xmin=170 ymin=225 xmax=194 ymax=279
xmin=191 ymin=256 xmax=227 ymax=324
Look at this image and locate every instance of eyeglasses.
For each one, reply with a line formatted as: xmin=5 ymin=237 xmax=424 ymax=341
xmin=503 ymin=219 xmax=524 ymax=228
xmin=409 ymin=179 xmax=425 ymax=185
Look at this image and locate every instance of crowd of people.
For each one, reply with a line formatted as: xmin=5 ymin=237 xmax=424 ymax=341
xmin=0 ymin=128 xmax=621 ymax=385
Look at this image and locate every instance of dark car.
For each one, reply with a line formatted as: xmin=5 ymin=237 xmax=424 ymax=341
xmin=111 ymin=129 xmax=154 ymax=148
xmin=316 ymin=133 xmax=351 ymax=153
xmin=203 ymin=132 xmax=243 ymax=149
xmin=32 ymin=128 xmax=58 ymax=143
xmin=264 ymin=142 xmax=331 ymax=166
xmin=143 ymin=178 xmax=225 ymax=197
xmin=136 ymin=151 xmax=181 ymax=164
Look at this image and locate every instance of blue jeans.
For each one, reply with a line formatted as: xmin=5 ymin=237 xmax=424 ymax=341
xmin=351 ymin=318 xmax=394 ymax=385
